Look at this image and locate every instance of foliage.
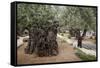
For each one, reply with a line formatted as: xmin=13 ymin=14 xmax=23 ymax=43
xmin=60 ymin=6 xmax=97 ymax=32
xmin=17 ymin=3 xmax=57 ymax=35
xmin=17 ymin=3 xmax=97 ymax=35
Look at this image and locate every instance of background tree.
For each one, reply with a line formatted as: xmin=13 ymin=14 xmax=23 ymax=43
xmin=59 ymin=6 xmax=96 ymax=37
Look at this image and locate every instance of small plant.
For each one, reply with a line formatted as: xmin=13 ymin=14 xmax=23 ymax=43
xmin=61 ymin=33 xmax=64 ymax=36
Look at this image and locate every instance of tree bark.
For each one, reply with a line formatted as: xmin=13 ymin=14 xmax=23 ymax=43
xmin=82 ymin=29 xmax=87 ymax=37
xmin=25 ymin=21 xmax=59 ymax=57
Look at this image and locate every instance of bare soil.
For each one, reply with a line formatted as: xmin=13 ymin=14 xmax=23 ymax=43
xmin=17 ymin=37 xmax=81 ymax=65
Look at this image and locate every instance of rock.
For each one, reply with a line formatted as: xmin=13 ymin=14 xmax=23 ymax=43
xmin=17 ymin=37 xmax=24 ymax=47
xmin=73 ymin=41 xmax=78 ymax=48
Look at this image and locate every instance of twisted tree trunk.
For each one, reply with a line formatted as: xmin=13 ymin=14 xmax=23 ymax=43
xmin=25 ymin=21 xmax=59 ymax=57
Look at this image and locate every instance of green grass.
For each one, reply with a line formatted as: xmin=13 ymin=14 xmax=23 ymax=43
xmin=75 ymin=48 xmax=96 ymax=61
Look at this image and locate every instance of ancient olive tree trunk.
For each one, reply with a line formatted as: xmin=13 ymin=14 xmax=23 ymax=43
xmin=25 ymin=21 xmax=59 ymax=57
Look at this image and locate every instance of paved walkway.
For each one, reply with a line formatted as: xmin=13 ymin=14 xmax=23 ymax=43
xmin=82 ymin=41 xmax=96 ymax=51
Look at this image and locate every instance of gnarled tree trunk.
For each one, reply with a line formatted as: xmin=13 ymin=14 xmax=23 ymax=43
xmin=25 ymin=21 xmax=59 ymax=57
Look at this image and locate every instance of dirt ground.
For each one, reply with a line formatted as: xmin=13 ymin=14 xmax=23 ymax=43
xmin=17 ymin=37 xmax=81 ymax=65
